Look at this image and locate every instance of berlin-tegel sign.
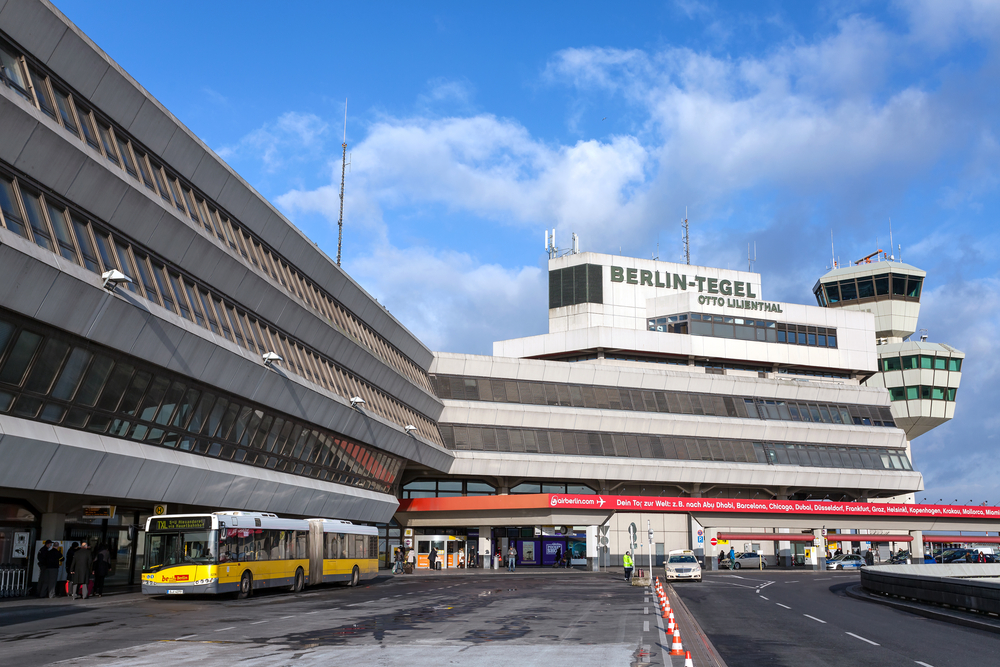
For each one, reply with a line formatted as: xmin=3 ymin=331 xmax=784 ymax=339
xmin=549 ymin=495 xmax=1000 ymax=519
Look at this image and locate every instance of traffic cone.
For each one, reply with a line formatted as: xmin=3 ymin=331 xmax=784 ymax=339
xmin=669 ymin=627 xmax=684 ymax=656
xmin=661 ymin=598 xmax=671 ymax=618
xmin=667 ymin=610 xmax=675 ymax=632
xmin=684 ymin=650 xmax=694 ymax=667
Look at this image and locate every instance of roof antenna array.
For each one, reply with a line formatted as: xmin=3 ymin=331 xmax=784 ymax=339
xmin=830 ymin=230 xmax=837 ymax=269
xmin=336 ymin=98 xmax=350 ymax=267
xmin=889 ymin=218 xmax=895 ymax=261
xmin=545 ymin=230 xmax=580 ymax=259
xmin=681 ymin=207 xmax=690 ymax=265
xmin=747 ymin=241 xmax=756 ymax=272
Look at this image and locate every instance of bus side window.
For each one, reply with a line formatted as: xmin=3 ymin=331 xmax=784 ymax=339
xmin=340 ymin=533 xmax=349 ymax=559
xmin=356 ymin=535 xmax=365 ymax=559
xmin=238 ymin=533 xmax=255 ymax=561
xmin=297 ymin=532 xmax=308 ymax=560
xmin=220 ymin=529 xmax=238 ymax=562
xmin=324 ymin=533 xmax=334 ymax=559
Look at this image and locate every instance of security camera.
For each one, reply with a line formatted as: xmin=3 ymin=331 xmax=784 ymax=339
xmin=101 ymin=269 xmax=131 ymax=292
xmin=350 ymin=396 xmax=365 ymax=408
xmin=404 ymin=425 xmax=417 ymax=434
xmin=262 ymin=351 xmax=282 ymax=367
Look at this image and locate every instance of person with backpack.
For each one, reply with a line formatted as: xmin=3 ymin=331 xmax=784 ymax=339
xmin=92 ymin=544 xmax=111 ymax=597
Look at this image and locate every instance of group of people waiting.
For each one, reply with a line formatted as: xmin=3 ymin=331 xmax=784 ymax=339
xmin=36 ymin=539 xmax=112 ymax=599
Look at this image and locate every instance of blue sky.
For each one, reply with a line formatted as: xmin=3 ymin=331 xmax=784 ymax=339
xmin=54 ymin=1 xmax=1000 ymax=502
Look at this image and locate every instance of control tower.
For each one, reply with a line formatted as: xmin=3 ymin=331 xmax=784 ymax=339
xmin=813 ymin=254 xmax=963 ymax=440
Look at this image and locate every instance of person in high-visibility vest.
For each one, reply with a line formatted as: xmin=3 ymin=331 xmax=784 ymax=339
xmin=623 ymin=551 xmax=634 ymax=581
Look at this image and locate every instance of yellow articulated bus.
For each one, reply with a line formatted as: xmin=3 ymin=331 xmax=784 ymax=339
xmin=141 ymin=511 xmax=378 ymax=598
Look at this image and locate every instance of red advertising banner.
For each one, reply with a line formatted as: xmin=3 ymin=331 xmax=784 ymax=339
xmin=549 ymin=494 xmax=1000 ymax=520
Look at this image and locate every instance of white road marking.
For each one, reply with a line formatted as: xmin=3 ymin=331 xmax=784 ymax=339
xmin=175 ymin=634 xmax=198 ymax=640
xmin=305 ymin=611 xmax=321 ymax=614
xmin=776 ymin=603 xmax=791 ymax=609
xmin=645 ymin=597 xmax=649 ymax=603
xmin=803 ymin=614 xmax=826 ymax=624
xmin=644 ymin=607 xmax=648 ymax=615
xmin=643 ymin=621 xmax=649 ymax=632
xmin=215 ymin=627 xmax=235 ymax=632
xmin=280 ymin=615 xmax=295 ymax=619
xmin=759 ymin=596 xmax=769 ymax=600
xmin=914 ymin=662 xmax=935 ymax=667
xmin=250 ymin=620 xmax=268 ymax=625
xmin=846 ymin=632 xmax=879 ymax=646
xmin=786 ymin=580 xmax=798 ymax=583
xmin=814 ymin=577 xmax=831 ymax=581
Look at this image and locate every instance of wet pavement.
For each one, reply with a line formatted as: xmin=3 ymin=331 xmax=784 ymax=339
xmin=0 ymin=571 xmax=683 ymax=666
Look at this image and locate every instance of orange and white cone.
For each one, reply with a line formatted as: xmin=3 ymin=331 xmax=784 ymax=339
xmin=669 ymin=626 xmax=684 ymax=656
xmin=684 ymin=650 xmax=694 ymax=667
xmin=667 ymin=609 xmax=675 ymax=632
xmin=661 ymin=598 xmax=671 ymax=618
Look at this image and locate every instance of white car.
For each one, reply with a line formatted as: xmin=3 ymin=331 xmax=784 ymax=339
xmin=665 ymin=550 xmax=702 ymax=582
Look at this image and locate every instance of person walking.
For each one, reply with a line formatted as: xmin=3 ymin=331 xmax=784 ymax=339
xmin=864 ymin=548 xmax=874 ymax=566
xmin=428 ymin=546 xmax=438 ymax=571
xmin=36 ymin=540 xmax=62 ymax=598
xmin=69 ymin=542 xmax=93 ymax=600
xmin=729 ymin=546 xmax=736 ymax=569
xmin=623 ymin=550 xmax=633 ymax=581
xmin=407 ymin=547 xmax=415 ymax=574
xmin=507 ymin=545 xmax=516 ymax=572
xmin=92 ymin=544 xmax=111 ymax=597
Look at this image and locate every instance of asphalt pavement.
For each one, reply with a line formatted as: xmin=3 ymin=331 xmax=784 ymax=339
xmin=0 ymin=571 xmax=682 ymax=667
xmin=672 ymin=569 xmax=1000 ymax=667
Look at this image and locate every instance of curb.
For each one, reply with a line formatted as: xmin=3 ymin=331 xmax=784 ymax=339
xmin=664 ymin=581 xmax=728 ymax=667
xmin=844 ymin=584 xmax=1000 ymax=635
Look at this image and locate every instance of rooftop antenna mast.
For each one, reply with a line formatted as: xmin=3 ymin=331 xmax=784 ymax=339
xmin=889 ymin=218 xmax=894 ymax=261
xmin=682 ymin=207 xmax=690 ymax=265
xmin=336 ymin=98 xmax=348 ymax=267
xmin=831 ymin=230 xmax=836 ymax=268
xmin=747 ymin=241 xmax=756 ymax=272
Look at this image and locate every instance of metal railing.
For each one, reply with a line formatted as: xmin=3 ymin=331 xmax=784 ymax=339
xmin=0 ymin=564 xmax=29 ymax=597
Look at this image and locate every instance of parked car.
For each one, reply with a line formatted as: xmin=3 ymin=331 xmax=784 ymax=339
xmin=664 ymin=549 xmax=702 ymax=582
xmin=887 ymin=551 xmax=911 ymax=564
xmin=730 ymin=552 xmax=766 ymax=570
xmin=826 ymin=553 xmax=865 ymax=570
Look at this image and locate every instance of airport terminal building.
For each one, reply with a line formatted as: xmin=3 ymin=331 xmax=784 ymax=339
xmin=0 ymin=0 xmax=969 ymax=582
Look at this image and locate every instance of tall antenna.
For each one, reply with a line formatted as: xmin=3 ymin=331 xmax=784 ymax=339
xmin=747 ymin=241 xmax=756 ymax=272
xmin=831 ymin=230 xmax=836 ymax=268
xmin=336 ymin=98 xmax=348 ymax=267
xmin=888 ymin=218 xmax=894 ymax=260
xmin=681 ymin=207 xmax=690 ymax=265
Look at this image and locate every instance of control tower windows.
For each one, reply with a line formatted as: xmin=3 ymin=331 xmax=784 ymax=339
xmin=815 ymin=272 xmax=922 ymax=307
xmin=882 ymin=355 xmax=961 ymax=372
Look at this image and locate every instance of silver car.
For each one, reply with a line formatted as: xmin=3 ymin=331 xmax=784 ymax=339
xmin=665 ymin=550 xmax=702 ymax=582
xmin=730 ymin=552 xmax=766 ymax=570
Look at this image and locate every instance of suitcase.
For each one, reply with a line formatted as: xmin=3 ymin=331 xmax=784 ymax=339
xmin=404 ymin=563 xmax=413 ymax=574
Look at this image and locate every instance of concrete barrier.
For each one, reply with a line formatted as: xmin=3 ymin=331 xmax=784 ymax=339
xmin=861 ymin=563 xmax=1000 ymax=614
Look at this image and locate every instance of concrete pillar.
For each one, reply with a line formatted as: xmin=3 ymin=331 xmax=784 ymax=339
xmin=705 ymin=527 xmax=718 ymax=570
xmin=778 ymin=528 xmax=792 ymax=568
xmin=910 ymin=530 xmax=924 ymax=563
xmin=478 ymin=525 xmax=492 ymax=569
xmin=41 ymin=513 xmax=65 ymax=542
xmin=586 ymin=525 xmax=599 ymax=571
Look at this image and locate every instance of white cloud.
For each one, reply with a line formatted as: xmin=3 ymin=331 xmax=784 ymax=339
xmin=217 ymin=112 xmax=328 ymax=172
xmin=349 ymin=244 xmax=546 ymax=354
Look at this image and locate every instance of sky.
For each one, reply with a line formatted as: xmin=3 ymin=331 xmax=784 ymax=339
xmin=53 ymin=0 xmax=1000 ymax=503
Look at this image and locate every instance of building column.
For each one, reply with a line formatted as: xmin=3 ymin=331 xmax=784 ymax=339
xmin=40 ymin=513 xmax=65 ymax=542
xmin=478 ymin=525 xmax=492 ymax=569
xmin=909 ymin=530 xmax=924 ymax=563
xmin=704 ymin=527 xmax=718 ymax=570
xmin=778 ymin=527 xmax=792 ymax=568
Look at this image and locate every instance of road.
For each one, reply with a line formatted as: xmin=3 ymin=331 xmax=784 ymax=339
xmin=0 ymin=572 xmax=678 ymax=666
xmin=672 ymin=569 xmax=1000 ymax=667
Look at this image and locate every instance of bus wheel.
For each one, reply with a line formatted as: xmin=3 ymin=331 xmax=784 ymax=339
xmin=290 ymin=568 xmax=304 ymax=593
xmin=237 ymin=571 xmax=253 ymax=599
xmin=349 ymin=565 xmax=360 ymax=587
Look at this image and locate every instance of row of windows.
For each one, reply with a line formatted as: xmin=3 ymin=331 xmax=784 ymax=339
xmin=814 ymin=272 xmax=923 ymax=307
xmin=548 ymin=264 xmax=603 ymax=309
xmin=648 ymin=313 xmax=838 ymax=348
xmin=882 ymin=355 xmax=962 ymax=372
xmin=0 ymin=310 xmax=401 ymax=493
xmin=888 ymin=386 xmax=958 ymax=402
xmin=0 ymin=166 xmax=439 ymax=443
xmin=401 ymin=479 xmax=497 ymax=498
xmin=0 ymin=37 xmax=430 ymax=394
xmin=216 ymin=529 xmax=376 ymax=562
xmin=431 ymin=375 xmax=895 ymax=426
xmin=438 ymin=424 xmax=912 ymax=471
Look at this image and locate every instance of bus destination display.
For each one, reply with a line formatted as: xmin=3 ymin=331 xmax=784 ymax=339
xmin=150 ymin=517 xmax=212 ymax=532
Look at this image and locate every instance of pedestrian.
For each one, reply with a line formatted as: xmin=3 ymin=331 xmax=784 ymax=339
xmin=553 ymin=547 xmax=562 ymax=568
xmin=507 ymin=545 xmax=516 ymax=572
xmin=407 ymin=547 xmax=415 ymax=574
xmin=864 ymin=548 xmax=874 ymax=566
xmin=729 ymin=546 xmax=736 ymax=569
xmin=64 ymin=542 xmax=80 ymax=576
xmin=458 ymin=548 xmax=465 ymax=569
xmin=69 ymin=542 xmax=93 ymax=600
xmin=36 ymin=540 xmax=62 ymax=598
xmin=428 ymin=546 xmax=438 ymax=571
xmin=623 ymin=550 xmax=633 ymax=581
xmin=93 ymin=544 xmax=111 ymax=597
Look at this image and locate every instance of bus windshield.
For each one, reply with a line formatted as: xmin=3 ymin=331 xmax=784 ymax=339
xmin=144 ymin=530 xmax=217 ymax=570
